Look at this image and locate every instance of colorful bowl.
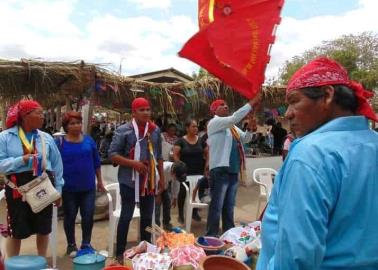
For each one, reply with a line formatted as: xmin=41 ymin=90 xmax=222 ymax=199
xmin=195 ymin=237 xmax=225 ymax=255
xmin=200 ymin=255 xmax=250 ymax=270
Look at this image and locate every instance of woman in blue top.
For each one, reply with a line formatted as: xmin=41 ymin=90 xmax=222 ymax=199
xmin=58 ymin=111 xmax=105 ymax=257
xmin=0 ymin=99 xmax=64 ymax=258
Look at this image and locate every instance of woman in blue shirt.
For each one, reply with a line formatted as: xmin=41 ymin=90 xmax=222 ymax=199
xmin=58 ymin=111 xmax=105 ymax=257
xmin=0 ymin=99 xmax=64 ymax=258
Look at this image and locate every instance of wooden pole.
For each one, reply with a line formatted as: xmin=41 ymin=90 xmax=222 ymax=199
xmin=1 ymin=102 xmax=7 ymax=130
xmin=65 ymin=96 xmax=73 ymax=111
xmin=56 ymin=105 xmax=62 ymax=132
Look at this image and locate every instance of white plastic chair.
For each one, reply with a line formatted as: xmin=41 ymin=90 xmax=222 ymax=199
xmin=50 ymin=205 xmax=58 ymax=268
xmin=105 ymin=183 xmax=140 ymax=257
xmin=182 ymin=175 xmax=209 ymax=232
xmin=253 ymin=168 xmax=277 ymax=219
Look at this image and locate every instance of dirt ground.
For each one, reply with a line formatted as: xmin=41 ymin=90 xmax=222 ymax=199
xmin=0 ymin=157 xmax=282 ymax=269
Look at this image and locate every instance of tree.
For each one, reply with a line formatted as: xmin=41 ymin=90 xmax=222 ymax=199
xmin=192 ymin=68 xmax=212 ymax=80
xmin=278 ymin=32 xmax=378 ymax=90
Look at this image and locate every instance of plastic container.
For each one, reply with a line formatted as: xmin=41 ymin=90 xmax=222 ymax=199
xmin=200 ymin=255 xmax=249 ymax=270
xmin=195 ymin=237 xmax=224 ymax=255
xmin=102 ymin=266 xmax=131 ymax=270
xmin=73 ymin=254 xmax=106 ymax=270
xmin=4 ymin=255 xmax=47 ymax=270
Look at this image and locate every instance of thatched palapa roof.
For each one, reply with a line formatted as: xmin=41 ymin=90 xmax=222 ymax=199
xmin=0 ymin=59 xmax=287 ymax=116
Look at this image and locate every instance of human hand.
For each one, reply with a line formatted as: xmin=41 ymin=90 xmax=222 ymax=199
xmin=22 ymin=154 xmax=34 ymax=164
xmin=248 ymin=93 xmax=261 ymax=108
xmin=97 ymin=181 xmax=106 ymax=192
xmin=54 ymin=198 xmax=62 ymax=207
xmin=204 ymin=165 xmax=210 ymax=178
xmin=155 ymin=194 xmax=162 ymax=205
xmin=171 ymin=198 xmax=177 ymax=208
xmin=133 ymin=161 xmax=148 ymax=174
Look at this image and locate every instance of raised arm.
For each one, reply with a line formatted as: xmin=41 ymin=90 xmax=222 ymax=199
xmin=208 ymin=95 xmax=260 ymax=135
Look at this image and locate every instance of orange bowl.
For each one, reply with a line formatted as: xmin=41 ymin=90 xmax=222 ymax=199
xmin=200 ymin=255 xmax=249 ymax=270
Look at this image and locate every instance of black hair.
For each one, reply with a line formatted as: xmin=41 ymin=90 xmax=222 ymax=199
xmin=167 ymin=123 xmax=177 ymax=129
xmin=301 ymin=85 xmax=358 ymax=113
xmin=184 ymin=118 xmax=196 ymax=128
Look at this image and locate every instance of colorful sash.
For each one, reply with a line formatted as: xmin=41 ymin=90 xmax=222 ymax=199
xmin=10 ymin=128 xmax=39 ymax=199
xmin=230 ymin=126 xmax=247 ymax=182
xmin=131 ymin=119 xmax=159 ymax=203
xmin=140 ymin=135 xmax=159 ymax=197
xmin=18 ymin=127 xmax=39 ymax=176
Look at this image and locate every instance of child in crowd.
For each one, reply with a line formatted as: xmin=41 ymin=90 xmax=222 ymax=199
xmin=155 ymin=161 xmax=187 ymax=230
xmin=192 ymin=176 xmax=211 ymax=204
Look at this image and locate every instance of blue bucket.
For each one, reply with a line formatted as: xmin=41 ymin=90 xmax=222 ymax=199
xmin=5 ymin=255 xmax=47 ymax=270
xmin=73 ymin=254 xmax=106 ymax=270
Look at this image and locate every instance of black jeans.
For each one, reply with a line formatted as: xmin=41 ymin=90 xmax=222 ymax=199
xmin=155 ymin=189 xmax=171 ymax=226
xmin=62 ymin=189 xmax=96 ymax=247
xmin=116 ymin=184 xmax=154 ymax=257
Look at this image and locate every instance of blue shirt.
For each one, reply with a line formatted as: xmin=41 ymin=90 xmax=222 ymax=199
xmin=207 ymin=103 xmax=253 ymax=170
xmin=257 ymin=116 xmax=378 ymax=270
xmin=0 ymin=126 xmax=64 ymax=193
xmin=229 ymin=138 xmax=241 ymax=174
xmin=57 ymin=135 xmax=100 ymax=192
xmin=108 ymin=122 xmax=162 ymax=188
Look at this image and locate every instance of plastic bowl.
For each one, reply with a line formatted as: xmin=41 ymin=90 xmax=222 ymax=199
xmin=200 ymin=255 xmax=249 ymax=270
xmin=195 ymin=237 xmax=225 ymax=255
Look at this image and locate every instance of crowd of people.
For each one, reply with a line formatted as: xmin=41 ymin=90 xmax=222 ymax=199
xmin=1 ymin=57 xmax=378 ymax=269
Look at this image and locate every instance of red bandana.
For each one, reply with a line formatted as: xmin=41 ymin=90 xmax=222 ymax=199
xmin=287 ymin=57 xmax=377 ymax=122
xmin=132 ymin=97 xmax=150 ymax=112
xmin=6 ymin=100 xmax=42 ymax=129
xmin=210 ymin=99 xmax=225 ymax=113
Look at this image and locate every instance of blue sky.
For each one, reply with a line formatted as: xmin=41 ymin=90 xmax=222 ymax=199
xmin=0 ymin=0 xmax=376 ymax=79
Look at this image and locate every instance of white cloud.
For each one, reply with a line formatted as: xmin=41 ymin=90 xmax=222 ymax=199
xmin=0 ymin=0 xmax=198 ymax=76
xmin=84 ymin=14 xmax=198 ymax=75
xmin=127 ymin=0 xmax=171 ymax=10
xmin=266 ymin=0 xmax=378 ymax=79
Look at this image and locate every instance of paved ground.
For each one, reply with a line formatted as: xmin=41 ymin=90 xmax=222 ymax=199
xmin=0 ymin=156 xmax=283 ymax=269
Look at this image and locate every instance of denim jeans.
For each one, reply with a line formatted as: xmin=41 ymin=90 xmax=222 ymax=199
xmin=116 ymin=184 xmax=154 ymax=257
xmin=62 ymin=189 xmax=96 ymax=247
xmin=206 ymin=167 xmax=239 ymax=236
xmin=155 ymin=188 xmax=171 ymax=226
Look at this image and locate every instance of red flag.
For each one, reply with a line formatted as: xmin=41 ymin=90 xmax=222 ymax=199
xmin=181 ymin=0 xmax=284 ymax=99
xmin=198 ymin=0 xmax=215 ymax=29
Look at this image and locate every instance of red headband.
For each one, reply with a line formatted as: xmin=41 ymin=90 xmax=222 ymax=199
xmin=131 ymin=98 xmax=150 ymax=112
xmin=287 ymin=57 xmax=377 ymax=122
xmin=6 ymin=100 xmax=42 ymax=129
xmin=210 ymin=99 xmax=225 ymax=113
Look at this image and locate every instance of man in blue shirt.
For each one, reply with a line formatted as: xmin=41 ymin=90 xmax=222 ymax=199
xmin=257 ymin=57 xmax=378 ymax=270
xmin=206 ymin=97 xmax=259 ymax=236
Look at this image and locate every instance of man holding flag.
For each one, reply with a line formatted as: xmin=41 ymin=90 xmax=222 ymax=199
xmin=206 ymin=97 xmax=259 ymax=236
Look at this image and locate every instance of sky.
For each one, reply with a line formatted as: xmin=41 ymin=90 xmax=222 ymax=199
xmin=0 ymin=0 xmax=377 ymax=81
